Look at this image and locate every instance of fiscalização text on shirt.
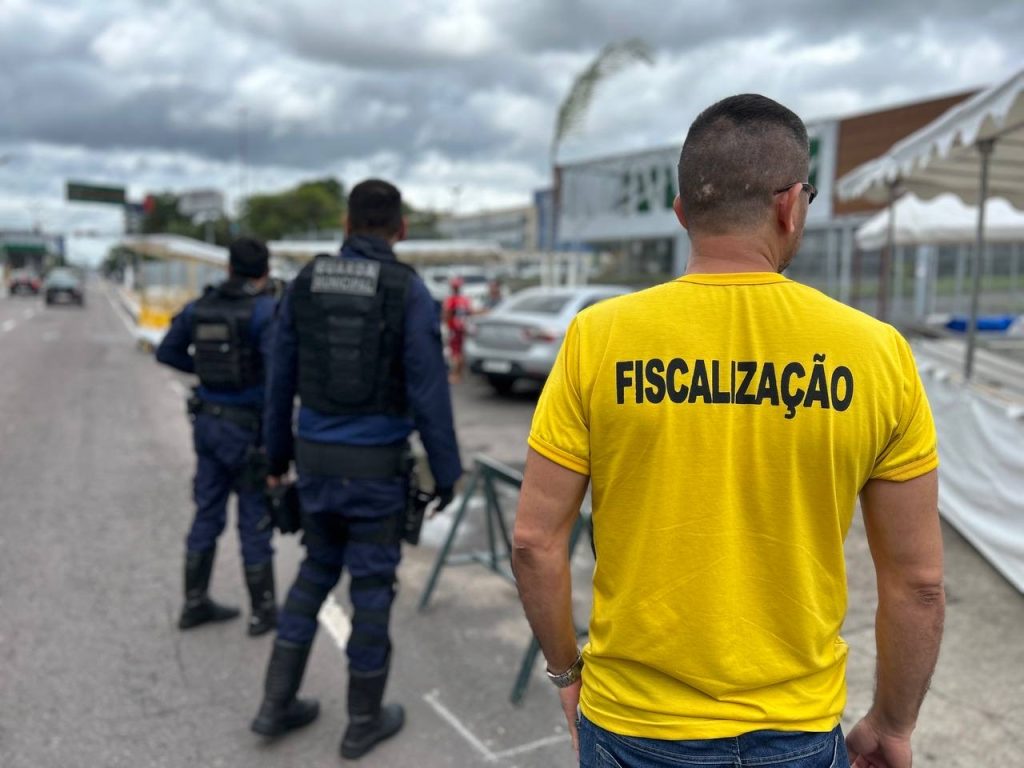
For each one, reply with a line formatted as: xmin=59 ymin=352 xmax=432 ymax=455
xmin=614 ymin=353 xmax=854 ymax=420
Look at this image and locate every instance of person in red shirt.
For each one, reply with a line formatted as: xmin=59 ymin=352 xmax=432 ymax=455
xmin=442 ymin=276 xmax=473 ymax=383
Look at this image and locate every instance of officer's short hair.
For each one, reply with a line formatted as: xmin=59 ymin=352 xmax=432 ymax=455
xmin=678 ymin=94 xmax=809 ymax=235
xmin=348 ymin=179 xmax=403 ymax=237
xmin=229 ymin=237 xmax=269 ymax=277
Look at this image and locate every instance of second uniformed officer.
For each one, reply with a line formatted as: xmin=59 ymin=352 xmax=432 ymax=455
xmin=250 ymin=179 xmax=462 ymax=760
xmin=155 ymin=237 xmax=279 ymax=636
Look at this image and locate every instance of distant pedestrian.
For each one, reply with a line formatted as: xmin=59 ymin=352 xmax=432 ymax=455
xmin=251 ymin=179 xmax=462 ymax=760
xmin=481 ymin=278 xmax=504 ymax=311
xmin=155 ymin=237 xmax=279 ymax=637
xmin=442 ymin=276 xmax=473 ymax=382
xmin=513 ymin=94 xmax=944 ymax=768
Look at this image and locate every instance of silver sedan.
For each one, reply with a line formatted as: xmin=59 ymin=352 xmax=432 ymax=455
xmin=465 ymin=284 xmax=630 ymax=395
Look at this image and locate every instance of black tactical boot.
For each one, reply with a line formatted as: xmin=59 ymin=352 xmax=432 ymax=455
xmin=251 ymin=640 xmax=320 ymax=737
xmin=340 ymin=664 xmax=405 ymax=760
xmin=178 ymin=548 xmax=240 ymax=630
xmin=244 ymin=561 xmax=277 ymax=637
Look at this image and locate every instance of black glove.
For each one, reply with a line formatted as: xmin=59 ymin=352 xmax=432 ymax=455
xmin=434 ymin=486 xmax=455 ymax=512
xmin=267 ymin=456 xmax=291 ymax=478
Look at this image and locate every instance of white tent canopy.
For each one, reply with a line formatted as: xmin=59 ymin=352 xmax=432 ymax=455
xmin=837 ymin=66 xmax=1024 ymax=379
xmin=837 ymin=67 xmax=1024 ymax=207
xmin=856 ymin=193 xmax=1024 ymax=250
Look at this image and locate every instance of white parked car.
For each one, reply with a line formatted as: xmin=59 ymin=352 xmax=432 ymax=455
xmin=466 ymin=284 xmax=630 ymax=395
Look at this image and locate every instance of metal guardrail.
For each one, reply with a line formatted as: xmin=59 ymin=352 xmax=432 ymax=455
xmin=417 ymin=454 xmax=591 ymax=704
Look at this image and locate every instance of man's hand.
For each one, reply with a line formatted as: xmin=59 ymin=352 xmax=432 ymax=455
xmin=558 ymin=679 xmax=582 ymax=758
xmin=847 ymin=711 xmax=913 ymax=768
xmin=432 ymin=486 xmax=455 ymax=514
xmin=266 ymin=474 xmax=283 ymax=490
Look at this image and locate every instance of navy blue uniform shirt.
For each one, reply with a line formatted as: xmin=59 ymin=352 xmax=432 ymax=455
xmin=155 ymin=283 xmax=277 ymax=409
xmin=264 ymin=236 xmax=462 ymax=489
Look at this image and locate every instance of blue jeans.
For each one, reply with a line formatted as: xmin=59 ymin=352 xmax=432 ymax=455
xmin=579 ymin=714 xmax=849 ymax=768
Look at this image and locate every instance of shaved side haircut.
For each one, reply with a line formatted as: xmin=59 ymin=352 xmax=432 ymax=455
xmin=348 ymin=179 xmax=403 ymax=238
xmin=678 ymin=94 xmax=810 ymax=235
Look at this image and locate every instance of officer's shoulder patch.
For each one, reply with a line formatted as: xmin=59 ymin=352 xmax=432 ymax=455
xmin=310 ymin=256 xmax=381 ymax=296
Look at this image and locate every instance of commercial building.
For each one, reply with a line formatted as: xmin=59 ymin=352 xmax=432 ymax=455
xmin=555 ymin=90 xmax=975 ymax=303
xmin=436 ymin=206 xmax=537 ymax=251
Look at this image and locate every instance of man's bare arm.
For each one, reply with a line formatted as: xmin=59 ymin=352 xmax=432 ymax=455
xmin=512 ymin=448 xmax=590 ymax=674
xmin=848 ymin=469 xmax=945 ymax=768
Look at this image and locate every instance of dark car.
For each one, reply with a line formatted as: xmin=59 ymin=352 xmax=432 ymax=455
xmin=7 ymin=269 xmax=42 ymax=296
xmin=44 ymin=268 xmax=85 ymax=307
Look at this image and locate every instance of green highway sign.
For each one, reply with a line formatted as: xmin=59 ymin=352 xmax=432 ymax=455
xmin=66 ymin=181 xmax=126 ymax=206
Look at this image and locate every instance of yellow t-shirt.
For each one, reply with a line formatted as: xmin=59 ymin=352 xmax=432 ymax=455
xmin=528 ymin=272 xmax=938 ymax=740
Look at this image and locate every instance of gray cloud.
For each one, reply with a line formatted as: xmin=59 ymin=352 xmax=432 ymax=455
xmin=0 ymin=0 xmax=1021 ymax=226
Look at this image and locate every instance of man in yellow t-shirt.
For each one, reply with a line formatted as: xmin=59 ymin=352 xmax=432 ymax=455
xmin=513 ymin=94 xmax=944 ymax=768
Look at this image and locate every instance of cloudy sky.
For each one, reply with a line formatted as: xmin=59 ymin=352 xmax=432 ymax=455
xmin=1 ymin=0 xmax=1021 ymax=262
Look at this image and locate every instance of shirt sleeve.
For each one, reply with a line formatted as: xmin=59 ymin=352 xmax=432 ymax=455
xmin=263 ymin=289 xmax=298 ymax=473
xmin=870 ymin=334 xmax=939 ymax=481
xmin=154 ymin=302 xmax=196 ymax=374
xmin=527 ymin=316 xmax=590 ymax=475
xmin=404 ymin=278 xmax=463 ymax=488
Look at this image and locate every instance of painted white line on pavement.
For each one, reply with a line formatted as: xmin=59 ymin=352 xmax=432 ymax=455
xmin=103 ymin=283 xmax=137 ymax=337
xmin=2 ymin=319 xmax=16 ymax=333
xmin=423 ymin=689 xmax=498 ymax=762
xmin=318 ymin=593 xmax=353 ymax=650
xmin=167 ymin=379 xmax=189 ymax=398
xmin=492 ymin=733 xmax=568 ymax=760
xmin=22 ymin=308 xmax=36 ymax=319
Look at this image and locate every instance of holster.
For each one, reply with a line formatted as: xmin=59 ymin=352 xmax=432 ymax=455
xmin=403 ymin=454 xmax=433 ymax=546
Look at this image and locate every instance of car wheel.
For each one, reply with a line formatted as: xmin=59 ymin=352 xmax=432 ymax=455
xmin=486 ymin=374 xmax=516 ymax=396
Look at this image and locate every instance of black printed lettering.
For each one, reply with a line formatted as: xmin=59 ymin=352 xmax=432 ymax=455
xmin=644 ymin=358 xmax=666 ymax=404
xmin=667 ymin=358 xmax=689 ymax=403
xmin=735 ymin=361 xmax=758 ymax=405
xmin=615 ymin=361 xmax=632 ymax=405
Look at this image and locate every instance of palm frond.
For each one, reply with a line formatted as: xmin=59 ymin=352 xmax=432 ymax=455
xmin=553 ymin=38 xmax=654 ymax=150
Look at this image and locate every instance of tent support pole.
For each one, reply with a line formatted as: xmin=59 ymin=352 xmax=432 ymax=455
xmin=879 ymin=181 xmax=898 ymax=321
xmin=964 ymin=139 xmax=995 ymax=381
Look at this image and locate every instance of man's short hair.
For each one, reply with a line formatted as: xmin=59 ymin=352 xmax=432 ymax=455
xmin=229 ymin=236 xmax=269 ymax=277
xmin=348 ymin=179 xmax=403 ymax=237
xmin=678 ymin=94 xmax=809 ymax=235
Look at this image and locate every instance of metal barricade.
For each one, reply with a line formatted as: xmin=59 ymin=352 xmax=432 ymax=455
xmin=417 ymin=454 xmax=591 ymax=704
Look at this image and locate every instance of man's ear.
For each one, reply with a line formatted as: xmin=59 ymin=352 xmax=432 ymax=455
xmin=343 ymin=214 xmax=352 ymax=237
xmin=776 ymin=185 xmax=801 ymax=235
xmin=673 ymin=195 xmax=689 ymax=231
xmin=395 ymin=217 xmax=408 ymax=244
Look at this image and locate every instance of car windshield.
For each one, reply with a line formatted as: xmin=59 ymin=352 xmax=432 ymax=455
xmin=47 ymin=269 xmax=79 ymax=285
xmin=503 ymin=293 xmax=573 ymax=314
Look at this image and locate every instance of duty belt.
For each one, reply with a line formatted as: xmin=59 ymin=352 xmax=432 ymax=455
xmin=295 ymin=438 xmax=409 ymax=480
xmin=195 ymin=400 xmax=261 ymax=432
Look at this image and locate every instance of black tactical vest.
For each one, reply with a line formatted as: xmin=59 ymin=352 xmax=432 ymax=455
xmin=191 ymin=281 xmax=264 ymax=391
xmin=291 ymin=252 xmax=413 ymax=416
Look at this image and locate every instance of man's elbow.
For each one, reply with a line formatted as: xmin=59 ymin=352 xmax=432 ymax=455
xmin=880 ymin=570 xmax=946 ymax=610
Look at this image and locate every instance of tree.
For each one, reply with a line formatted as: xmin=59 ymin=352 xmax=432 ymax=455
xmin=549 ymin=39 xmax=653 ymax=248
xmin=241 ymin=178 xmax=346 ymax=241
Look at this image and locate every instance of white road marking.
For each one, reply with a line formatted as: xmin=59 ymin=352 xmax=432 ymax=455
xmin=103 ymin=283 xmax=137 ymax=337
xmin=2 ymin=319 xmax=16 ymax=333
xmin=22 ymin=308 xmax=36 ymax=319
xmin=492 ymin=733 xmax=568 ymax=760
xmin=318 ymin=593 xmax=352 ymax=649
xmin=167 ymin=379 xmax=189 ymax=398
xmin=423 ymin=689 xmax=498 ymax=762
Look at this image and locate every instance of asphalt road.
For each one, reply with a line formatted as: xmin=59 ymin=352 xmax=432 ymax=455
xmin=0 ymin=280 xmax=1021 ymax=767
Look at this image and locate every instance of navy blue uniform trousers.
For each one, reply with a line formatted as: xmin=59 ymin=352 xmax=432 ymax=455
xmin=276 ymin=475 xmax=405 ymax=673
xmin=188 ymin=413 xmax=274 ymax=567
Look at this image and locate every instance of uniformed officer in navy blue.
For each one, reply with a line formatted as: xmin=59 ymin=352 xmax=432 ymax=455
xmin=251 ymin=179 xmax=462 ymax=760
xmin=156 ymin=237 xmax=278 ymax=637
